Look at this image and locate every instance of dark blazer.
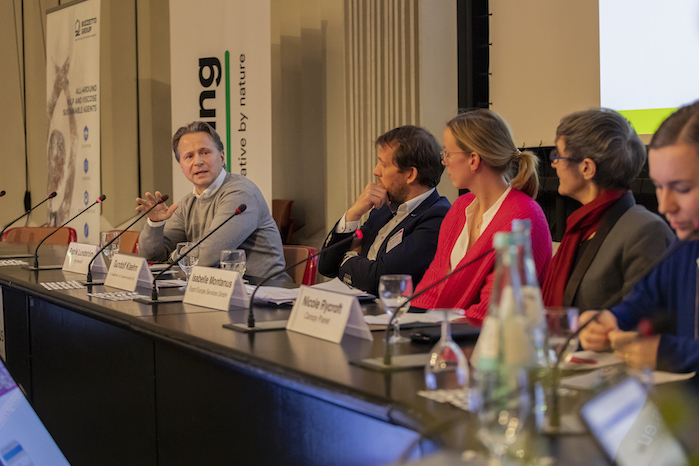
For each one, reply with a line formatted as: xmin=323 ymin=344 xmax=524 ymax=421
xmin=566 ymin=201 xmax=675 ymax=312
xmin=318 ymin=190 xmax=450 ymax=295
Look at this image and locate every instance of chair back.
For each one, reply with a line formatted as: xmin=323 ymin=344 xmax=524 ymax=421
xmin=108 ymin=230 xmax=140 ymax=254
xmin=282 ymin=245 xmax=318 ymax=286
xmin=272 ymin=199 xmax=295 ymax=244
xmin=1 ymin=227 xmax=77 ymax=246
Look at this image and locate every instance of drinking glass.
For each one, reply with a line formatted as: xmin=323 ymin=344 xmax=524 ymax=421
xmin=378 ymin=274 xmax=413 ymax=344
xmin=100 ymin=231 xmax=120 ymax=261
xmin=478 ymin=368 xmax=531 ymax=464
xmin=176 ymin=242 xmax=199 ymax=281
xmin=424 ymin=309 xmax=468 ymax=390
xmin=544 ymin=307 xmax=580 ymax=366
xmin=220 ymin=249 xmax=246 ymax=276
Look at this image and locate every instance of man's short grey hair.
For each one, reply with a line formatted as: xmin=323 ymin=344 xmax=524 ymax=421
xmin=172 ymin=121 xmax=225 ymax=162
xmin=556 ymin=109 xmax=645 ymax=190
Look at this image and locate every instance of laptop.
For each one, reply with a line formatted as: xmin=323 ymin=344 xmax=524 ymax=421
xmin=580 ymin=376 xmax=689 ymax=466
xmin=0 ymin=359 xmax=70 ymax=465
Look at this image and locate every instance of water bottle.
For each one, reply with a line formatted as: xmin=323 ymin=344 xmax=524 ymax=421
xmin=512 ymin=219 xmax=548 ymax=369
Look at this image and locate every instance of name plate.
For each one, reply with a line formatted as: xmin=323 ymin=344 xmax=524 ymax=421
xmin=104 ymin=254 xmax=153 ymax=291
xmin=183 ymin=266 xmax=248 ymax=311
xmin=286 ymin=287 xmax=372 ymax=343
xmin=62 ymin=242 xmax=107 ymax=275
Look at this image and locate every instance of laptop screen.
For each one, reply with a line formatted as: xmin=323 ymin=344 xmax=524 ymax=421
xmin=0 ymin=359 xmax=70 ymax=465
xmin=580 ymin=377 xmax=688 ymax=466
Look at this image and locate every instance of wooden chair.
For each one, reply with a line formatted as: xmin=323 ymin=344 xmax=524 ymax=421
xmin=272 ymin=199 xmax=295 ymax=244
xmin=1 ymin=226 xmax=77 ymax=245
xmin=283 ymin=245 xmax=318 ymax=286
xmin=108 ymin=230 xmax=140 ymax=254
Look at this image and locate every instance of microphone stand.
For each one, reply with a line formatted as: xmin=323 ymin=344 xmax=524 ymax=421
xmin=0 ymin=191 xmax=57 ymax=259
xmin=226 ymin=230 xmax=364 ymax=333
xmin=26 ymin=195 xmax=105 ymax=271
xmin=134 ymin=204 xmax=247 ymax=304
xmin=82 ymin=195 xmax=170 ymax=289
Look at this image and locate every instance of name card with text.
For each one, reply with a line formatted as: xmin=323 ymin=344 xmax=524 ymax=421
xmin=183 ymin=266 xmax=248 ymax=311
xmin=286 ymin=287 xmax=372 ymax=343
xmin=104 ymin=254 xmax=153 ymax=291
xmin=62 ymin=242 xmax=107 ymax=275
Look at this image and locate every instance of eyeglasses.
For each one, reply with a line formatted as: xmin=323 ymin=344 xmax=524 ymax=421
xmin=549 ymin=149 xmax=573 ymax=163
xmin=440 ymin=149 xmax=468 ymax=163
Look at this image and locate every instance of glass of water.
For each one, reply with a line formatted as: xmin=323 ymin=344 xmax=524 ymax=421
xmin=100 ymin=231 xmax=120 ymax=261
xmin=176 ymin=242 xmax=199 ymax=280
xmin=220 ymin=249 xmax=246 ymax=276
xmin=378 ymin=274 xmax=413 ymax=344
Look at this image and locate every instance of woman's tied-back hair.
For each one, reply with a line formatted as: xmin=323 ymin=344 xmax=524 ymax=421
xmin=447 ymin=109 xmax=539 ymax=198
xmin=556 ymin=108 xmax=646 ymax=190
xmin=650 ymin=101 xmax=699 ymax=154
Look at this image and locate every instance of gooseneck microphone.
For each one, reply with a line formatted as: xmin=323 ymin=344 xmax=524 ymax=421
xmin=229 ymin=229 xmax=365 ymax=333
xmin=28 ymin=194 xmax=106 ymax=270
xmin=84 ymin=195 xmax=170 ymax=286
xmin=382 ymin=247 xmax=495 ymax=366
xmin=139 ymin=204 xmax=247 ymax=304
xmin=0 ymin=191 xmax=57 ymax=239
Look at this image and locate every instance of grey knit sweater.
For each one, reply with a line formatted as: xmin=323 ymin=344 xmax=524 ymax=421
xmin=138 ymin=172 xmax=287 ymax=278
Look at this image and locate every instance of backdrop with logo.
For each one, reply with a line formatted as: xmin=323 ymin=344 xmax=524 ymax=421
xmin=169 ymin=0 xmax=272 ymax=205
xmin=45 ymin=0 xmax=101 ymax=243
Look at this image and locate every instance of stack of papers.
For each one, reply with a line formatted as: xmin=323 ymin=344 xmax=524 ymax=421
xmin=244 ymin=278 xmax=375 ymax=305
xmin=364 ymin=311 xmax=460 ymax=326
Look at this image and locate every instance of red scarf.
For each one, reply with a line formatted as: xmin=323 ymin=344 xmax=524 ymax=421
xmin=541 ymin=190 xmax=626 ymax=306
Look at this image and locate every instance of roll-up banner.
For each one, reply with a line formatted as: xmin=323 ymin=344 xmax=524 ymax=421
xmin=46 ymin=0 xmax=101 ymax=244
xmin=169 ymin=0 xmax=272 ymax=205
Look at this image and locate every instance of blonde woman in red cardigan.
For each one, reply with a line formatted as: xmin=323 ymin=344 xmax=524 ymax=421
xmin=412 ymin=109 xmax=552 ymax=326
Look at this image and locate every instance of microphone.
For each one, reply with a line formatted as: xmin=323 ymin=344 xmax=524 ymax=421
xmin=381 ymin=247 xmax=495 ymax=366
xmin=83 ymin=195 xmax=170 ymax=287
xmin=0 ymin=191 xmax=5 ymax=197
xmin=27 ymin=194 xmax=105 ymax=270
xmin=227 ymin=229 xmax=365 ymax=333
xmin=137 ymin=204 xmax=247 ymax=304
xmin=0 ymin=191 xmax=57 ymax=240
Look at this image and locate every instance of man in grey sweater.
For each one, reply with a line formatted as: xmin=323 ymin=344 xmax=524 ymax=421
xmin=136 ymin=121 xmax=287 ymax=279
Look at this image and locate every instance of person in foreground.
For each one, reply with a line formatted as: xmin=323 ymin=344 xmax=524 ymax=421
xmin=411 ymin=109 xmax=552 ymax=326
xmin=579 ymin=101 xmax=699 ymax=373
xmin=318 ymin=125 xmax=450 ymax=295
xmin=541 ymin=109 xmax=674 ymax=312
xmin=136 ymin=121 xmax=287 ymax=278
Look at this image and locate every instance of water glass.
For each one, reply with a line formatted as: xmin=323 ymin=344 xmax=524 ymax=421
xmin=424 ymin=309 xmax=468 ymax=390
xmin=544 ymin=307 xmax=580 ymax=366
xmin=100 ymin=231 xmax=120 ymax=261
xmin=176 ymin=242 xmax=199 ymax=280
xmin=378 ymin=274 xmax=413 ymax=344
xmin=220 ymin=249 xmax=246 ymax=276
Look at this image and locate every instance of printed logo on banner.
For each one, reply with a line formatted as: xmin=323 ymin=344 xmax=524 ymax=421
xmin=84 ymin=158 xmax=88 ymax=173
xmin=84 ymin=126 xmax=89 ymax=141
xmin=75 ymin=20 xmax=80 ymax=37
xmin=198 ymin=53 xmax=249 ymax=176
xmin=83 ymin=191 xmax=89 ymax=205
xmin=84 ymin=223 xmax=89 ymax=238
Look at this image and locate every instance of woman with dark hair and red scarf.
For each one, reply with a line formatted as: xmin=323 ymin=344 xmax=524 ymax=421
xmin=541 ymin=109 xmax=674 ymax=312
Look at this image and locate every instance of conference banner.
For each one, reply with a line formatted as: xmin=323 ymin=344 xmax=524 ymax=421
xmin=46 ymin=0 xmax=101 ymax=243
xmin=169 ymin=0 xmax=272 ymax=205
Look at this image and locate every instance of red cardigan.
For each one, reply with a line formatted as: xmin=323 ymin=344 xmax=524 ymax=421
xmin=412 ymin=189 xmax=552 ymax=326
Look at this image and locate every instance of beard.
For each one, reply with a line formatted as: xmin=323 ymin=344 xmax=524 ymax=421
xmin=386 ymin=180 xmax=409 ymax=205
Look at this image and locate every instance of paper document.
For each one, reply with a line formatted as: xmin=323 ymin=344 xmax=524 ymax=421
xmin=561 ymin=368 xmax=695 ymax=390
xmin=364 ymin=310 xmax=461 ymax=326
xmin=311 ymin=278 xmax=375 ymax=299
xmin=245 ymin=285 xmax=299 ymax=305
xmin=562 ymin=350 xmax=622 ymax=371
